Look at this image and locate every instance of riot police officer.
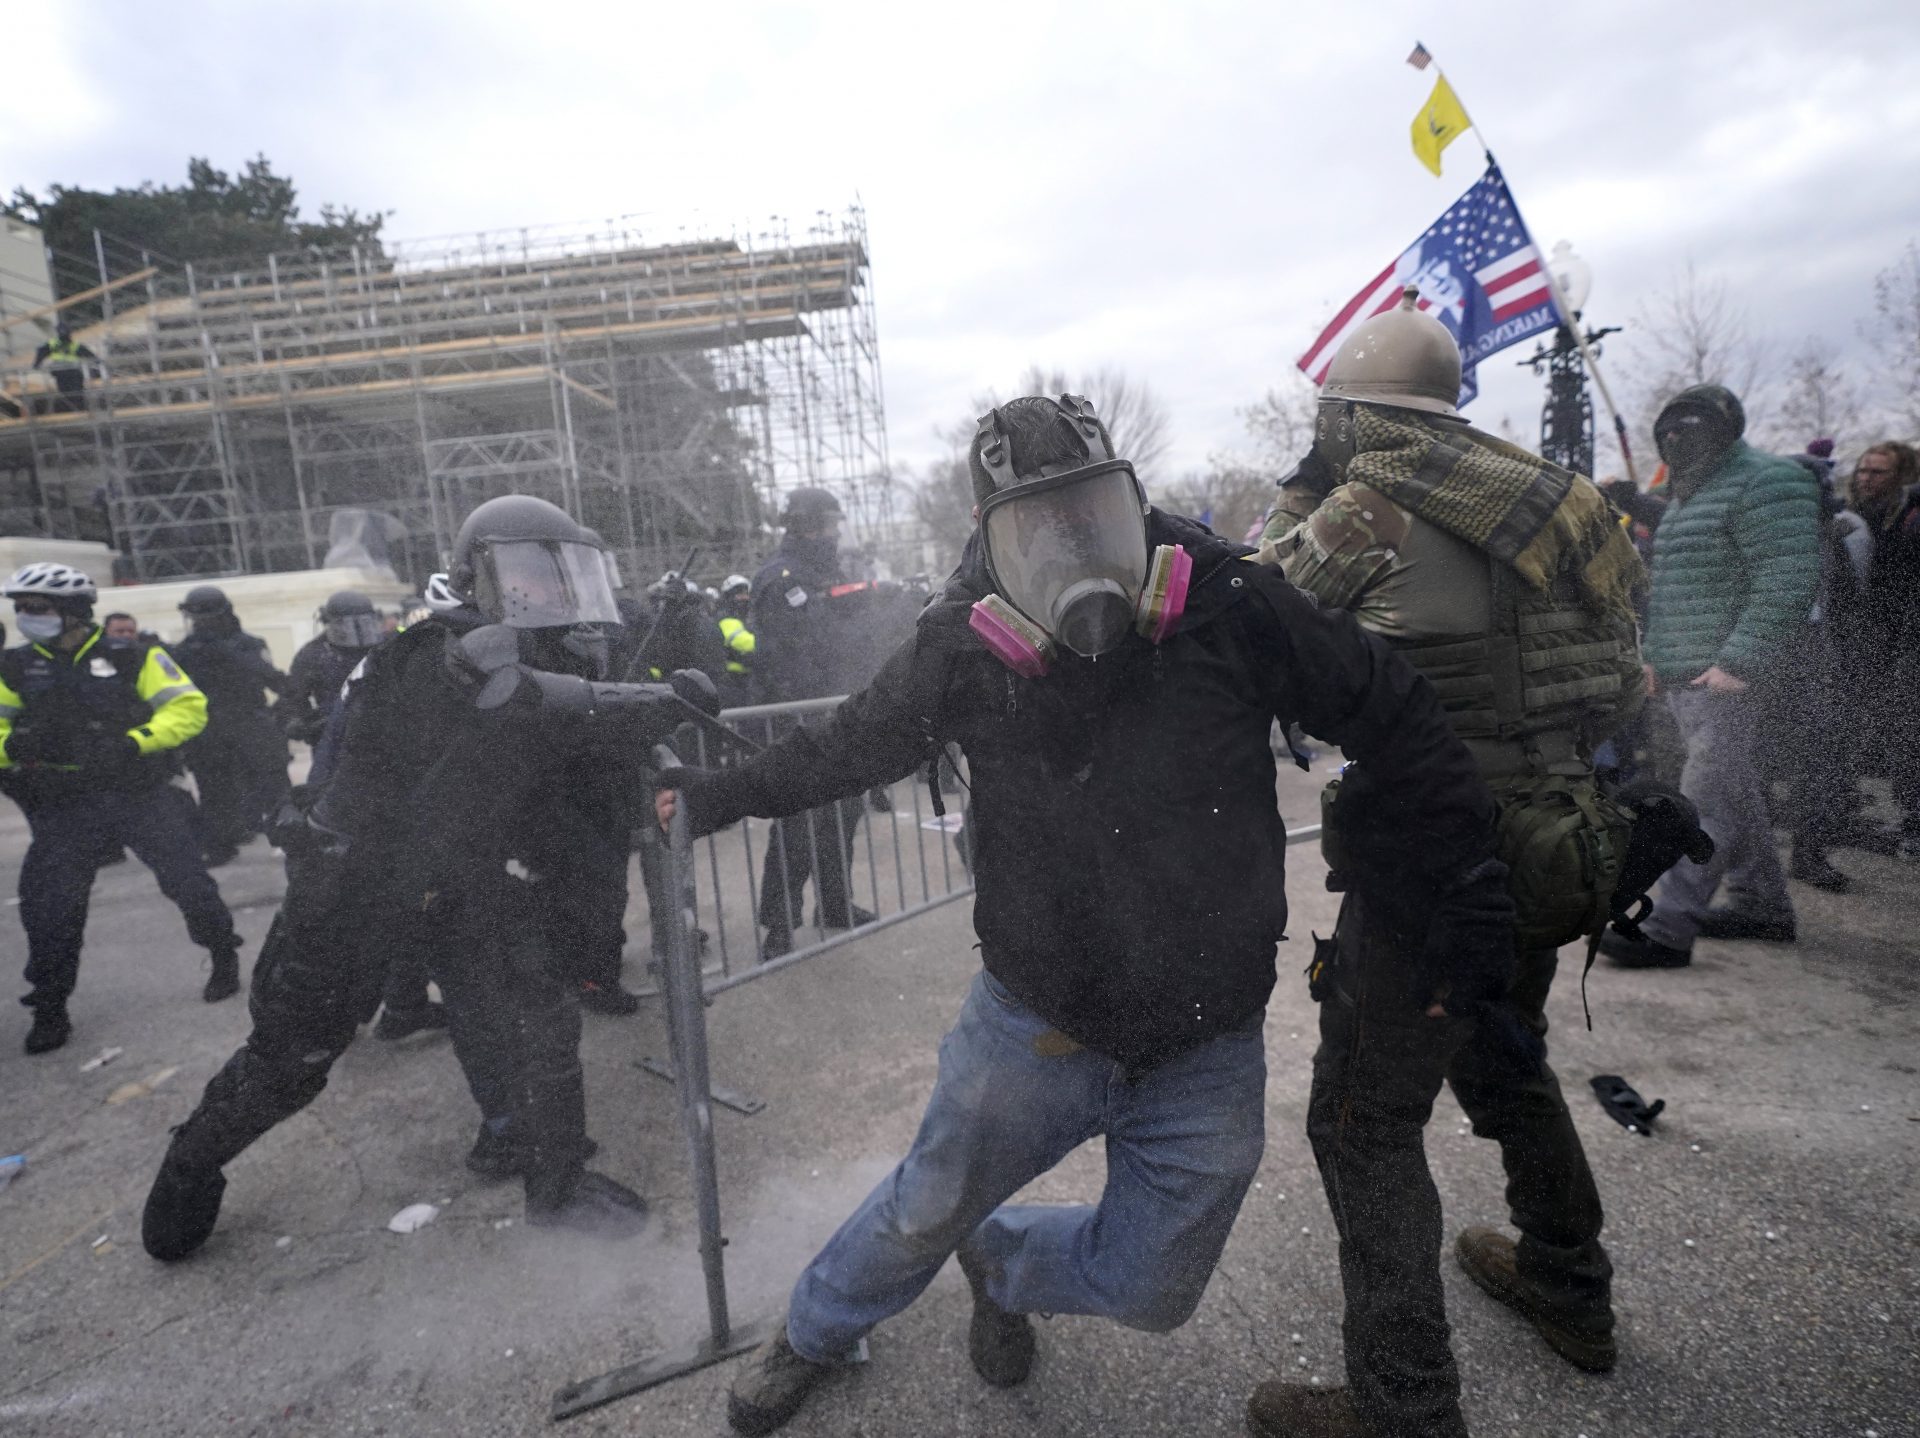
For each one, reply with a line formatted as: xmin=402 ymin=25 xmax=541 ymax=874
xmin=142 ymin=496 xmax=661 ymax=1261
xmin=1 ymin=563 xmax=244 ymax=1053
xmin=278 ymin=590 xmax=384 ymax=744
xmin=1247 ymin=289 xmax=1647 ymax=1437
xmin=172 ymin=587 xmax=290 ymax=865
xmin=749 ymin=487 xmax=875 ymax=961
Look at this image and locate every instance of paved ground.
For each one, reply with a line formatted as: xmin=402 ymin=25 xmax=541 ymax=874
xmin=0 ymin=761 xmax=1915 ymax=1438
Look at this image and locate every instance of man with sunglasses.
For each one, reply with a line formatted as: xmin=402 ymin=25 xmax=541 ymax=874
xmin=0 ymin=563 xmax=243 ymax=1054
xmin=653 ymin=394 xmax=1509 ymax=1436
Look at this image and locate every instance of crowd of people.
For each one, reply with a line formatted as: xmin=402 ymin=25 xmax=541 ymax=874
xmin=3 ymin=286 xmax=1914 ymax=1436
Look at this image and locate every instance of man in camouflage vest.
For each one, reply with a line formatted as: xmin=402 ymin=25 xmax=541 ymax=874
xmin=1245 ymin=289 xmax=1647 ymax=1438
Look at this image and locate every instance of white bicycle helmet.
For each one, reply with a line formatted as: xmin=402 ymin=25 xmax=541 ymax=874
xmin=422 ymin=572 xmax=462 ymax=615
xmin=4 ymin=563 xmax=97 ymax=603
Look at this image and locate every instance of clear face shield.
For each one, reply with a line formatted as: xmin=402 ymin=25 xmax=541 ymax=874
xmin=472 ymin=538 xmax=621 ymax=630
xmin=324 ymin=614 xmax=385 ymax=648
xmin=980 ymin=461 xmax=1150 ymax=659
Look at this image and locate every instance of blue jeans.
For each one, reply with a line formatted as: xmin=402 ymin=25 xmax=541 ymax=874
xmin=787 ymin=970 xmax=1267 ymax=1362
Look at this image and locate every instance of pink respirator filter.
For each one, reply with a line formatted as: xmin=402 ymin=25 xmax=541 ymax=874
xmin=968 ymin=594 xmax=1054 ymax=678
xmin=1135 ymin=544 xmax=1192 ymax=644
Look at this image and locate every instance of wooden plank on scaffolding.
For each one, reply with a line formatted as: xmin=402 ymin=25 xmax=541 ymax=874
xmin=0 ymin=267 xmax=158 ymax=334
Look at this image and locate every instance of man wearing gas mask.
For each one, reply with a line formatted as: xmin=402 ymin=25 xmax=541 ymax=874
xmin=654 ymin=394 xmax=1508 ymax=1437
xmin=278 ymin=590 xmax=385 ymax=745
xmin=142 ymin=496 xmax=675 ymax=1262
xmin=1598 ymin=385 xmax=1820 ymax=967
xmin=1252 ymin=288 xmax=1649 ymax=1437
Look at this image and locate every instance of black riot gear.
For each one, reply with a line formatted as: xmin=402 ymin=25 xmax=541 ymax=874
xmin=780 ymin=486 xmax=844 ymax=530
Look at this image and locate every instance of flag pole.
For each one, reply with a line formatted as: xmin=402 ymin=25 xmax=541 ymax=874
xmin=1413 ymin=45 xmax=1642 ymax=485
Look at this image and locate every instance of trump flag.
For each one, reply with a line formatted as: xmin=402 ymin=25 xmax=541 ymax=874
xmin=1298 ymin=163 xmax=1560 ymax=407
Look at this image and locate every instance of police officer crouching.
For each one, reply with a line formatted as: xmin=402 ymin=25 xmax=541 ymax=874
xmin=141 ymin=496 xmax=671 ymax=1262
xmin=1 ymin=564 xmax=244 ymax=1054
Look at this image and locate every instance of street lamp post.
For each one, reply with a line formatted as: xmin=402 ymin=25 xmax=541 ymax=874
xmin=1521 ymin=241 xmax=1621 ymax=478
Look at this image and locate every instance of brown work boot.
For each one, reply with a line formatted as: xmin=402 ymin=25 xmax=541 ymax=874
xmin=1245 ymin=1382 xmax=1366 ymax=1437
xmin=1454 ymin=1227 xmax=1617 ymax=1373
xmin=727 ymin=1322 xmax=833 ymax=1436
xmin=955 ymin=1242 xmax=1035 ymax=1387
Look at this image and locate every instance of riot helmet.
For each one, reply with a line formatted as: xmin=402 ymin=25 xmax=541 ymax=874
xmin=448 ymin=494 xmax=619 ymax=630
xmin=1319 ymin=286 xmax=1462 ymax=416
xmin=180 ymin=585 xmax=238 ymax=635
xmin=969 ymin=395 xmax=1150 ymax=659
xmin=780 ymin=487 xmax=843 ymax=532
xmin=319 ymin=589 xmax=382 ymax=649
xmin=180 ymin=586 xmax=233 ymax=618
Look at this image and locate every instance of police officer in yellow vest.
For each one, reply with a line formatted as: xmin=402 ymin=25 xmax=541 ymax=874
xmin=1245 ymin=289 xmax=1647 ymax=1438
xmin=32 ymin=320 xmax=99 ymax=412
xmin=1 ymin=563 xmax=243 ymax=1055
xmin=716 ymin=573 xmax=756 ymax=706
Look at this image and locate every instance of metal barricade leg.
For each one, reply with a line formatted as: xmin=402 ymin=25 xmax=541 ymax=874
xmin=551 ymin=748 xmax=775 ymax=1421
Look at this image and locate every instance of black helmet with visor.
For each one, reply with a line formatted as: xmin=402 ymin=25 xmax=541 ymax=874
xmin=449 ymin=494 xmax=620 ymax=631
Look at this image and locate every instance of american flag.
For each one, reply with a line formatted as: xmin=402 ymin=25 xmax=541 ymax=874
xmin=1297 ymin=163 xmax=1560 ymax=407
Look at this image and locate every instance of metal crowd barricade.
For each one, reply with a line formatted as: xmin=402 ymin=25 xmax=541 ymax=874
xmin=552 ymin=709 xmax=1323 ymax=1421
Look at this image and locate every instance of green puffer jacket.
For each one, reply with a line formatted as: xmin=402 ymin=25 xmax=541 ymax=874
xmin=1643 ymin=440 xmax=1820 ymax=681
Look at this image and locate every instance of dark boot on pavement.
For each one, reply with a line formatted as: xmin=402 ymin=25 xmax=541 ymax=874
xmin=372 ymin=1000 xmax=449 ymax=1040
xmin=525 ymin=1170 xmax=648 ymax=1238
xmin=1244 ymin=1382 xmax=1367 ymax=1438
xmin=577 ymin=980 xmax=641 ymax=1016
xmin=1455 ymin=1227 xmax=1617 ymax=1372
xmin=1697 ymin=908 xmax=1796 ymax=942
xmin=955 ymin=1242 xmax=1035 ymax=1387
xmin=202 ymin=945 xmax=242 ymax=1003
xmin=1790 ymin=850 xmax=1851 ymax=893
xmin=813 ymin=903 xmax=878 ymax=931
xmin=466 ymin=1123 xmax=598 ymax=1181
xmin=142 ymin=1140 xmax=228 ymax=1261
xmin=727 ymin=1322 xmax=834 ymax=1436
xmin=24 ymin=1003 xmax=72 ymax=1056
xmin=759 ymin=924 xmax=793 ymax=965
xmin=1599 ymin=929 xmax=1691 ymax=969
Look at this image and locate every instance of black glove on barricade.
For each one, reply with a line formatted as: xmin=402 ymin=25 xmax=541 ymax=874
xmin=1590 ymin=1073 xmax=1664 ymax=1133
xmin=1420 ymin=857 xmax=1547 ymax=1079
xmin=4 ymin=721 xmax=56 ymax=765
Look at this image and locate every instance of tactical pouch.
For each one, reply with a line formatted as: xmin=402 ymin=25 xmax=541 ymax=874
xmin=1318 ymin=777 xmax=1352 ymax=890
xmin=1490 ymin=774 xmax=1633 ymax=951
xmin=1305 ymin=932 xmax=1339 ymax=1003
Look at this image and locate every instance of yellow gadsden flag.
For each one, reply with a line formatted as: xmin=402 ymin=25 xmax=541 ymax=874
xmin=1411 ymin=75 xmax=1471 ymax=176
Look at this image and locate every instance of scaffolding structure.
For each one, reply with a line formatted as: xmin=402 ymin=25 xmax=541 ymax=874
xmin=0 ymin=210 xmax=896 ymax=587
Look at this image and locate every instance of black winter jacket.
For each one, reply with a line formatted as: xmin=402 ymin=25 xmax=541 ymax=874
xmin=685 ymin=512 xmax=1497 ymax=1068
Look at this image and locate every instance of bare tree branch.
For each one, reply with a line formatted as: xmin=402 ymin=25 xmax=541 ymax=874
xmin=1863 ymin=240 xmax=1920 ymax=442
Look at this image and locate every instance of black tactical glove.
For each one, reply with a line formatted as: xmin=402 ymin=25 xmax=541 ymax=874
xmin=653 ymin=764 xmax=725 ymax=838
xmin=88 ymin=731 xmax=142 ymax=772
xmin=4 ymin=721 xmax=56 ymax=766
xmin=1419 ymin=858 xmax=1547 ymax=1079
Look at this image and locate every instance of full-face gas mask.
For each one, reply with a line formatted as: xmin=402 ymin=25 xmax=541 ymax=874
xmin=967 ymin=396 xmax=1191 ymax=678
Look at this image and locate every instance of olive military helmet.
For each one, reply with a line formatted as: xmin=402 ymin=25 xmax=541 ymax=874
xmin=1320 ymin=285 xmax=1462 ymax=416
xmin=448 ymin=494 xmax=620 ymax=631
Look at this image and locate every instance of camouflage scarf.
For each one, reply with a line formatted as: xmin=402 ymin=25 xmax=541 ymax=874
xmin=1345 ymin=407 xmax=1643 ymax=624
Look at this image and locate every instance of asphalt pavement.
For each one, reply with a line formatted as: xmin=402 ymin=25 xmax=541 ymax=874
xmin=0 ymin=762 xmax=1914 ymax=1438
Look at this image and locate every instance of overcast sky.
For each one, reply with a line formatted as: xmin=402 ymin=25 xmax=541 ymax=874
xmin=7 ymin=1 xmax=1918 ymax=485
